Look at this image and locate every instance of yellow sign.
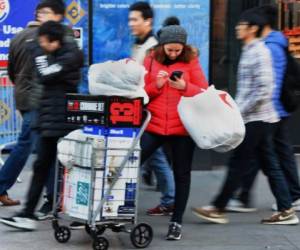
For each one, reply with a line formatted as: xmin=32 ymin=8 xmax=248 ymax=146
xmin=65 ymin=0 xmax=85 ymax=26
xmin=0 ymin=100 xmax=10 ymax=125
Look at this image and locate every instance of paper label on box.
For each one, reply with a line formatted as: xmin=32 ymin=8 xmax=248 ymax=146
xmin=76 ymin=181 xmax=90 ymax=206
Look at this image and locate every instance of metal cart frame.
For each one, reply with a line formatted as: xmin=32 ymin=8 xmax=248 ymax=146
xmin=52 ymin=111 xmax=152 ymax=250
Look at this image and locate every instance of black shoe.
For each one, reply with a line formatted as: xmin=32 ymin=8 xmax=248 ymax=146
xmin=36 ymin=200 xmax=53 ymax=220
xmin=165 ymin=222 xmax=182 ymax=240
xmin=0 ymin=212 xmax=37 ymax=231
xmin=69 ymin=221 xmax=85 ymax=230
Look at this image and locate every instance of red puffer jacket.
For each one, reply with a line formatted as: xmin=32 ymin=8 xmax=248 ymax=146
xmin=144 ymin=54 xmax=208 ymax=136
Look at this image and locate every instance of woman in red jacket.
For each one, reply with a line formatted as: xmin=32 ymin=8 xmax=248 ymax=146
xmin=142 ymin=24 xmax=208 ymax=240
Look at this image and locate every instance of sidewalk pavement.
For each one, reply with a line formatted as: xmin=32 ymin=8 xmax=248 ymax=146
xmin=1 ymin=155 xmax=300 ymax=250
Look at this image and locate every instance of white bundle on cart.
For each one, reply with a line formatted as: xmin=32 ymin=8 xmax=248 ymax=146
xmin=57 ymin=129 xmax=105 ymax=168
xmin=88 ymin=58 xmax=149 ymax=104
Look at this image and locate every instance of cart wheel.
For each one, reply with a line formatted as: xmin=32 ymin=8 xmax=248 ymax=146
xmin=93 ymin=236 xmax=109 ymax=250
xmin=96 ymin=226 xmax=106 ymax=235
xmin=54 ymin=226 xmax=71 ymax=243
xmin=86 ymin=225 xmax=106 ymax=236
xmin=130 ymin=223 xmax=153 ymax=248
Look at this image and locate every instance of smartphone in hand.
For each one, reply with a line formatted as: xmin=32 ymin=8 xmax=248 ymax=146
xmin=170 ymin=70 xmax=183 ymax=81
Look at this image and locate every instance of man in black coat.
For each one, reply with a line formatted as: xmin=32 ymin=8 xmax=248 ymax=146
xmin=0 ymin=0 xmax=69 ymax=207
xmin=0 ymin=21 xmax=83 ymax=231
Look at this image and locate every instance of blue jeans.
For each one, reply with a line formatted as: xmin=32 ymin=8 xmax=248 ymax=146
xmin=0 ymin=111 xmax=37 ymax=196
xmin=144 ymin=147 xmax=175 ymax=207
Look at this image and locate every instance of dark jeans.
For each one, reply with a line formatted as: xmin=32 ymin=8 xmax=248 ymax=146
xmin=0 ymin=111 xmax=37 ymax=196
xmin=23 ymin=137 xmax=59 ymax=215
xmin=141 ymin=132 xmax=195 ymax=224
xmin=213 ymin=121 xmax=292 ymax=211
xmin=237 ymin=117 xmax=300 ymax=204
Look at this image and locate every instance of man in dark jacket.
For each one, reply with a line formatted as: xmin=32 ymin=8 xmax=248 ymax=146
xmin=0 ymin=0 xmax=66 ymax=206
xmin=0 ymin=21 xmax=39 ymax=206
xmin=0 ymin=21 xmax=83 ymax=231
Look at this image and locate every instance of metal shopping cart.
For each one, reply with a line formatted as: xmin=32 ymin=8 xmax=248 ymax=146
xmin=52 ymin=111 xmax=152 ymax=250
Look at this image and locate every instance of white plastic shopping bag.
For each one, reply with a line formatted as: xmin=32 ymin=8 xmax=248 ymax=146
xmin=88 ymin=58 xmax=149 ymax=104
xmin=178 ymin=85 xmax=245 ymax=152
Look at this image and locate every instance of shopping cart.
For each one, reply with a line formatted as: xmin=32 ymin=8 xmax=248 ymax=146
xmin=52 ymin=111 xmax=152 ymax=250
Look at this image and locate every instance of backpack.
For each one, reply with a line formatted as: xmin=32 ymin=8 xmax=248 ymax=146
xmin=280 ymin=50 xmax=300 ymax=113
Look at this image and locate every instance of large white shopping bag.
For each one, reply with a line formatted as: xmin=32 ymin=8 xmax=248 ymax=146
xmin=88 ymin=58 xmax=149 ymax=104
xmin=178 ymin=85 xmax=245 ymax=152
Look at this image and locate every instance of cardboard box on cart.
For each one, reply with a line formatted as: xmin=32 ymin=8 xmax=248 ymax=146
xmin=61 ymin=126 xmax=141 ymax=221
xmin=61 ymin=131 xmax=106 ymax=221
xmin=84 ymin=126 xmax=140 ymax=220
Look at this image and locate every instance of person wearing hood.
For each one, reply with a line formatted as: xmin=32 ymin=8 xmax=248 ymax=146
xmin=227 ymin=5 xmax=300 ymax=213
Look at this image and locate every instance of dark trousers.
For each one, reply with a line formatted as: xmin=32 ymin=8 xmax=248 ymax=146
xmin=141 ymin=132 xmax=195 ymax=224
xmin=238 ymin=118 xmax=300 ymax=204
xmin=24 ymin=137 xmax=59 ymax=215
xmin=213 ymin=121 xmax=292 ymax=211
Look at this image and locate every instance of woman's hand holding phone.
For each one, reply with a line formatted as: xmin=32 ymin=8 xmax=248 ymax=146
xmin=169 ymin=71 xmax=186 ymax=90
xmin=156 ymin=70 xmax=169 ymax=89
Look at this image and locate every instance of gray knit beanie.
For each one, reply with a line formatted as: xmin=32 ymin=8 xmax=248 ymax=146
xmin=159 ymin=25 xmax=187 ymax=45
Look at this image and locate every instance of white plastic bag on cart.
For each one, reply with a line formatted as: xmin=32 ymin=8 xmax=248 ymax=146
xmin=57 ymin=129 xmax=105 ymax=168
xmin=178 ymin=85 xmax=245 ymax=152
xmin=88 ymin=58 xmax=149 ymax=104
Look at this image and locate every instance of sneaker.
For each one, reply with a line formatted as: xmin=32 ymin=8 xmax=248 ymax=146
xmin=165 ymin=222 xmax=182 ymax=240
xmin=226 ymin=199 xmax=257 ymax=213
xmin=0 ymin=213 xmax=37 ymax=231
xmin=35 ymin=200 xmax=53 ymax=220
xmin=147 ymin=204 xmax=174 ymax=216
xmin=69 ymin=221 xmax=85 ymax=230
xmin=262 ymin=209 xmax=299 ymax=225
xmin=191 ymin=207 xmax=229 ymax=224
xmin=272 ymin=198 xmax=300 ymax=212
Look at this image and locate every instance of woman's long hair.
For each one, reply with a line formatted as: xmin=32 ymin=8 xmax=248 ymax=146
xmin=150 ymin=44 xmax=198 ymax=64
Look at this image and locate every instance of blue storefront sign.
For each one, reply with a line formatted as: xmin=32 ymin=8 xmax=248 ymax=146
xmin=0 ymin=0 xmax=38 ymax=65
xmin=92 ymin=0 xmax=210 ymax=77
xmin=0 ymin=0 xmax=38 ymax=148
xmin=64 ymin=0 xmax=89 ymax=93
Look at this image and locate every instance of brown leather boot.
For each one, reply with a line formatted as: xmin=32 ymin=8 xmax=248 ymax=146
xmin=0 ymin=194 xmax=21 ymax=206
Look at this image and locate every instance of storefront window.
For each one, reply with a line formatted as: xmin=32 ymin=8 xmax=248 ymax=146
xmin=280 ymin=0 xmax=300 ymax=58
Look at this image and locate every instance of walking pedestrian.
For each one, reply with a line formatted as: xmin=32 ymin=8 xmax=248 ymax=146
xmin=0 ymin=20 xmax=83 ymax=231
xmin=128 ymin=1 xmax=175 ymax=215
xmin=227 ymin=5 xmax=300 ymax=213
xmin=192 ymin=9 xmax=299 ymax=226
